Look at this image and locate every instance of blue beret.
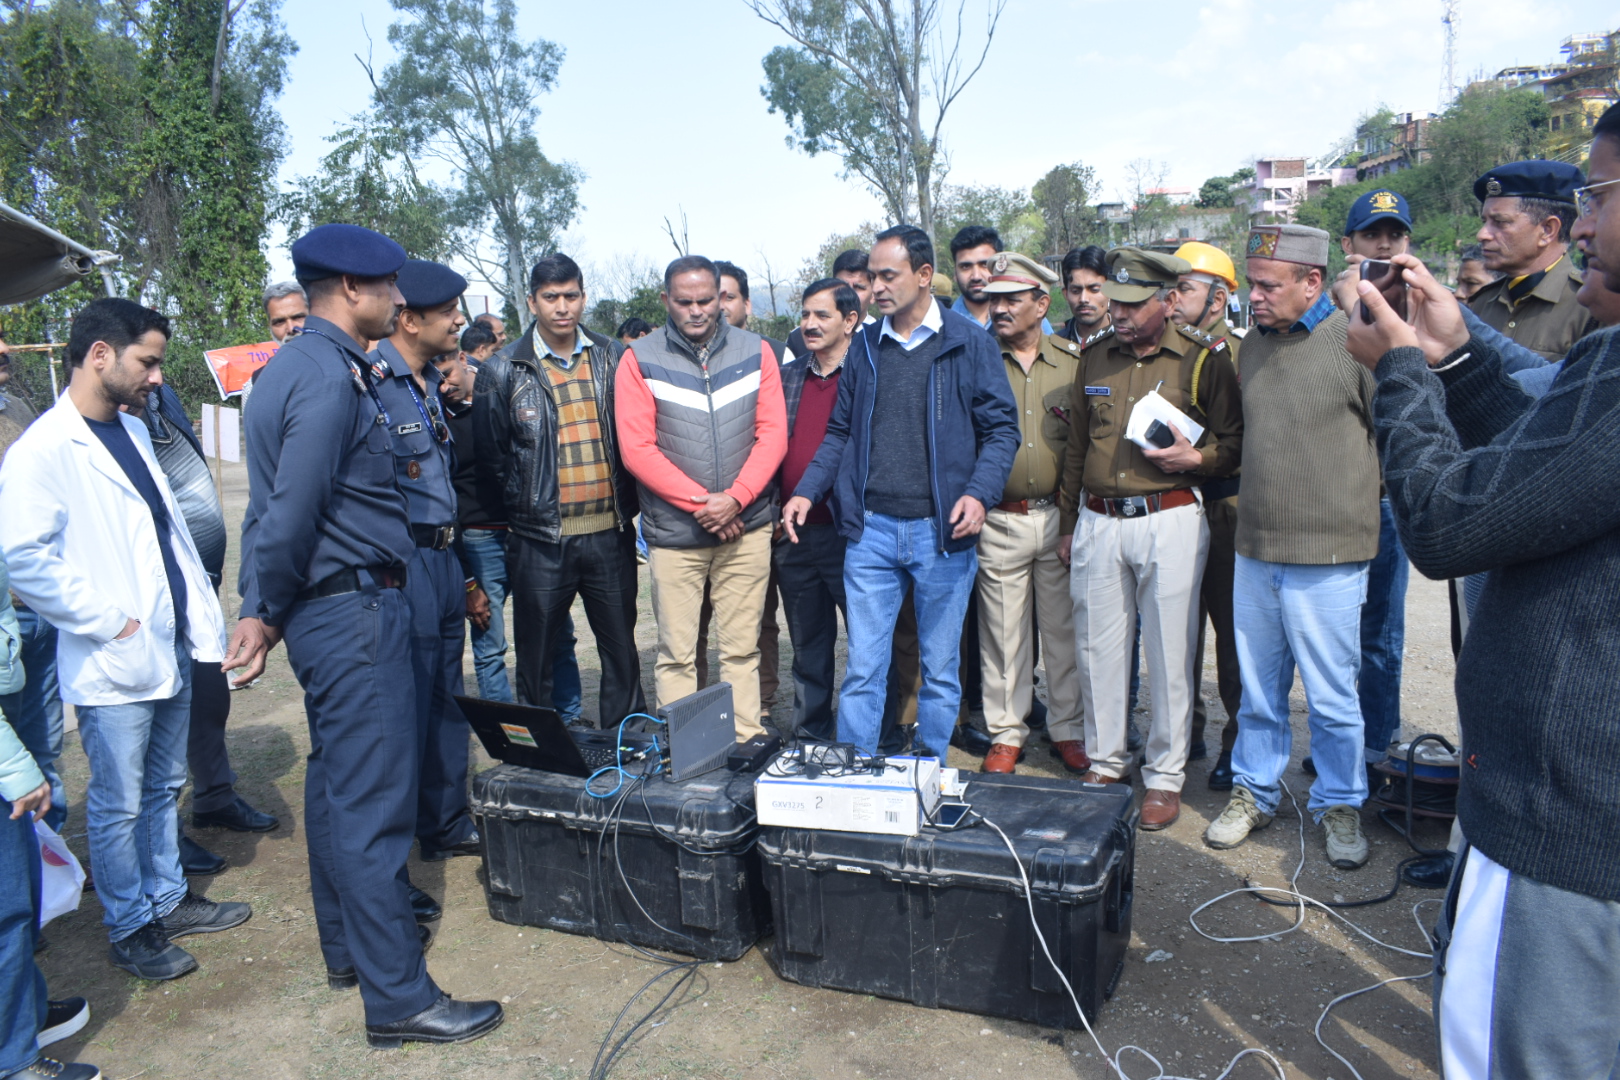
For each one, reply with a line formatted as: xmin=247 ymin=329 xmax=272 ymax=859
xmin=397 ymin=260 xmax=468 ymax=310
xmin=290 ymin=223 xmax=407 ymax=283
xmin=1473 ymin=160 xmax=1584 ymax=206
xmin=1344 ymin=189 xmax=1412 ymax=235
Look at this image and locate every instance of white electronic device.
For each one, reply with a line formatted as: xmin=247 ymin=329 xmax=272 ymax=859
xmin=755 ymin=752 xmax=942 ymax=836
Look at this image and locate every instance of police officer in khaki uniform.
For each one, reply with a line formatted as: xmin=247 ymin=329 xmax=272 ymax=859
xmin=1468 ymin=160 xmax=1598 ymax=360
xmin=975 ymin=253 xmax=1088 ymax=775
xmin=1057 ymin=247 xmax=1243 ymax=830
xmin=1170 ymin=242 xmax=1244 ymax=788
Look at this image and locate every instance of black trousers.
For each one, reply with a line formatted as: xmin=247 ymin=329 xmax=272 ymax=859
xmin=509 ymin=527 xmax=647 ymax=726
xmin=186 ymin=660 xmax=236 ymax=814
xmin=773 ymin=525 xmax=847 ymax=741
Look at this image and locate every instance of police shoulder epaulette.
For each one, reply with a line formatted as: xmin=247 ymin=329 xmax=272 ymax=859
xmin=1078 ymin=326 xmax=1114 ymax=350
xmin=1053 ymin=335 xmax=1083 ymax=356
xmin=1178 ymin=324 xmax=1227 ymax=352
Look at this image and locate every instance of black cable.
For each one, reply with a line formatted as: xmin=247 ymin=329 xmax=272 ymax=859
xmin=1253 ymin=735 xmax=1457 ymax=910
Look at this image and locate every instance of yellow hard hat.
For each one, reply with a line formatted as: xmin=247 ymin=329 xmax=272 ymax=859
xmin=1173 ymin=242 xmax=1238 ymax=291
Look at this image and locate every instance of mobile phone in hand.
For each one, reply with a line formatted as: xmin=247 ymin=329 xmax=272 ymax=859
xmin=1359 ymin=259 xmax=1408 ymax=324
xmin=1144 ymin=420 xmax=1176 ymax=449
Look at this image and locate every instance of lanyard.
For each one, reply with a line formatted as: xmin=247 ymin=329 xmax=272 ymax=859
xmin=401 ymin=374 xmax=449 ymax=443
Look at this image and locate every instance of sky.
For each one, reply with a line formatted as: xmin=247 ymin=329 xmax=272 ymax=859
xmin=269 ymin=0 xmax=1619 ymax=303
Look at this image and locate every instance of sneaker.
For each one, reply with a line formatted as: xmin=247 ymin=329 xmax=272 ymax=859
xmin=1322 ymin=805 xmax=1369 ymax=869
xmin=1203 ymin=785 xmax=1274 ymax=850
xmin=159 ymin=891 xmax=252 ymax=939
xmin=109 ymin=923 xmax=197 ymax=981
xmin=8 ymin=1055 xmax=102 ymax=1080
xmin=38 ymin=998 xmax=89 ymax=1047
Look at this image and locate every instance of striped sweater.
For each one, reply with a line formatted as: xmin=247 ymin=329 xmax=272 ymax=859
xmin=1234 ymin=309 xmax=1381 ymax=564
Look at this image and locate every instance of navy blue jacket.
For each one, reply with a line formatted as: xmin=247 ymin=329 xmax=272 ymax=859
xmin=792 ymin=299 xmax=1020 ymax=554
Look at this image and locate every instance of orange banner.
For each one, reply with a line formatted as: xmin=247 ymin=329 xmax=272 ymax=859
xmin=203 ymin=340 xmax=279 ymax=398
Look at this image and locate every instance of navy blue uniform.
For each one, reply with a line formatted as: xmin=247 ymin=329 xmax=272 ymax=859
xmin=372 ymin=340 xmax=474 ymax=852
xmin=239 ymin=316 xmax=438 ymax=1026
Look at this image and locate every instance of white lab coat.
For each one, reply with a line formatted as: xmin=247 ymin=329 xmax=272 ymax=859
xmin=0 ymin=395 xmax=226 ymax=706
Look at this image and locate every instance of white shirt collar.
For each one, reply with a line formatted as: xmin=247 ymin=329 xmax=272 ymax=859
xmin=879 ymin=298 xmax=944 ymax=351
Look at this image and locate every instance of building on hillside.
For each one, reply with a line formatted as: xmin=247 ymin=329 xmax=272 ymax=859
xmin=1231 ymin=157 xmax=1357 ymax=225
xmin=1544 ymin=32 xmax=1619 ymax=158
xmin=1355 ymin=113 xmax=1433 ymax=180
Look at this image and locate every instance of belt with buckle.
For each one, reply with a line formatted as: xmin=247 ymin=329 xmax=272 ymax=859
xmin=994 ymin=495 xmax=1057 ymax=514
xmin=1085 ymin=488 xmax=1197 ymax=518
xmin=412 ymin=524 xmax=456 ymax=550
xmin=296 ymin=565 xmax=408 ymax=603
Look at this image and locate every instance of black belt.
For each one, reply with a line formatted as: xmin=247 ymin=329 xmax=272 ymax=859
xmin=295 ymin=566 xmax=407 ymax=603
xmin=1200 ymin=476 xmax=1241 ymax=501
xmin=412 ymin=524 xmax=456 ymax=550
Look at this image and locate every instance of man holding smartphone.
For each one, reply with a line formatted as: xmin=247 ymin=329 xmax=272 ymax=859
xmin=1326 ymin=190 xmax=1416 ymax=794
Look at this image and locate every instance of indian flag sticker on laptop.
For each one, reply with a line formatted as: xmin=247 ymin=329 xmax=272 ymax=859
xmin=501 ymin=723 xmax=538 ymax=748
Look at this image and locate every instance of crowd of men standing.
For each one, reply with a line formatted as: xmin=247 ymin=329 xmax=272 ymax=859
xmin=1 ymin=112 xmax=1618 ymax=1078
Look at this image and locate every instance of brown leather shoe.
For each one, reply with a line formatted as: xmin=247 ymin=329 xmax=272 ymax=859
xmin=1051 ymin=740 xmax=1091 ymax=774
xmin=1079 ymin=770 xmax=1125 ymax=785
xmin=982 ymin=743 xmax=1020 ymax=774
xmin=1139 ymin=790 xmax=1181 ymax=830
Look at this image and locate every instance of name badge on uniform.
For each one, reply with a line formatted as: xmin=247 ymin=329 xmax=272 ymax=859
xmin=517 ymin=407 xmax=540 ymax=422
xmin=396 ymin=421 xmax=423 ymax=435
xmin=1084 ymin=386 xmax=1111 ymax=396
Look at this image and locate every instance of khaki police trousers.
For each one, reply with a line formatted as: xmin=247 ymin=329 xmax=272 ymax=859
xmin=647 ymin=528 xmax=771 ymax=739
xmin=976 ymin=504 xmax=1083 ymax=746
xmin=1070 ymin=500 xmax=1208 ymax=792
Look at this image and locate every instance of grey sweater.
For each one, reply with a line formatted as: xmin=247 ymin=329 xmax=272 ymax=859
xmin=1372 ymin=329 xmax=1620 ymax=901
xmin=1235 ymin=310 xmax=1382 ymax=564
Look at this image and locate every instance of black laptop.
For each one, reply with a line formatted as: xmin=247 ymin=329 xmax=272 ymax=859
xmin=457 ymin=696 xmax=655 ymax=779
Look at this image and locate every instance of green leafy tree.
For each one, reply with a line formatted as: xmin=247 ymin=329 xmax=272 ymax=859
xmin=1196 ymin=166 xmax=1253 ymax=209
xmin=1031 ymin=161 xmax=1097 ymax=254
xmin=277 ymin=116 xmax=453 ymax=259
xmin=932 ymin=182 xmax=1039 ymax=258
xmin=0 ymin=0 xmax=295 ymax=403
xmin=750 ymin=0 xmax=1007 ymax=234
xmin=377 ymin=0 xmax=582 ymax=314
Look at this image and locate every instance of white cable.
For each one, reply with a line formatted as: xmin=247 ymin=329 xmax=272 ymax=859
xmin=980 ymin=813 xmax=1287 ymax=1080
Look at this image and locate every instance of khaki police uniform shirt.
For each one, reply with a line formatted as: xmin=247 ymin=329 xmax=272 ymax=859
xmin=1058 ymin=321 xmax=1243 ymax=533
xmin=1468 ymin=255 xmax=1597 ymax=361
xmin=997 ymin=333 xmax=1082 ymax=505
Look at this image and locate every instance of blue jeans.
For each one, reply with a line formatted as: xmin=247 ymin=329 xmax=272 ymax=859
xmin=76 ymin=644 xmax=193 ymax=942
xmin=461 ymin=529 xmax=581 ymax=718
xmin=838 ymin=513 xmax=977 ymax=758
xmin=0 ymin=802 xmax=46 ymax=1077
xmin=1359 ymin=498 xmax=1408 ymax=763
xmin=0 ymin=609 xmax=65 ymax=832
xmin=1231 ymin=556 xmax=1370 ymax=817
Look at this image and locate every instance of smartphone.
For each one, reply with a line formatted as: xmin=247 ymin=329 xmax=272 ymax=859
xmin=932 ymin=802 xmax=974 ymax=829
xmin=1143 ymin=419 xmax=1176 ymax=449
xmin=1359 ymin=259 xmax=1408 ymax=324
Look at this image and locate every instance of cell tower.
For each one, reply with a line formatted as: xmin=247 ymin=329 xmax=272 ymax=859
xmin=1441 ymin=0 xmax=1461 ymax=106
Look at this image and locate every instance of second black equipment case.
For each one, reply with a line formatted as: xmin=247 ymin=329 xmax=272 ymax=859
xmin=471 ymin=763 xmax=769 ymax=961
xmin=758 ymin=772 xmax=1136 ymax=1027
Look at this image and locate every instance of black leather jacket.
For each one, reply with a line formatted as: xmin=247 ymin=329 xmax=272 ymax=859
xmin=471 ymin=325 xmax=637 ymax=543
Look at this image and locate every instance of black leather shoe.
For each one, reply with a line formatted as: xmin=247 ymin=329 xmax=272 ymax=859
xmin=179 ymin=834 xmax=226 ymax=877
xmin=366 ymin=992 xmax=504 ymax=1048
xmin=192 ymin=796 xmax=279 ymax=833
xmin=1187 ymin=739 xmax=1209 ymax=762
xmin=421 ymin=831 xmax=481 ymax=861
xmin=409 ymin=885 xmax=442 ymax=924
xmin=949 ymin=724 xmax=994 ymax=757
xmin=1208 ymin=751 xmax=1235 ymax=791
xmin=329 ymin=925 xmax=432 ymax=989
xmin=1126 ymin=720 xmax=1144 ymax=754
xmin=1402 ymin=852 xmax=1456 ymax=889
xmin=1025 ymin=696 xmax=1048 ymax=736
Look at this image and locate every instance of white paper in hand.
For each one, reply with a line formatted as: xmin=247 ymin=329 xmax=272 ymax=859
xmin=1125 ymin=389 xmax=1203 ymax=453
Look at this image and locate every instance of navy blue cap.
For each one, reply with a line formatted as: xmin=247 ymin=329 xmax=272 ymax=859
xmin=396 ymin=260 xmax=468 ymax=310
xmin=290 ymin=223 xmax=407 ymax=284
xmin=1473 ymin=160 xmax=1584 ymax=206
xmin=1344 ymin=189 xmax=1412 ymax=235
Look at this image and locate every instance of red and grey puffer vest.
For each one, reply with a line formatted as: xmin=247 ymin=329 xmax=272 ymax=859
xmin=632 ymin=321 xmax=778 ymax=548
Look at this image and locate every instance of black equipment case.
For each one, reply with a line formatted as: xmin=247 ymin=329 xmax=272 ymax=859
xmin=470 ymin=763 xmax=769 ymax=961
xmin=758 ymin=773 xmax=1136 ymax=1028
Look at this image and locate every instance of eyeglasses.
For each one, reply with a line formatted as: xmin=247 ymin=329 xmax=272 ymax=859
xmin=1575 ymin=176 xmax=1620 ymax=218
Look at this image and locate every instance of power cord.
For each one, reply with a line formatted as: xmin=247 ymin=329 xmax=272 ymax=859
xmin=585 ymin=713 xmax=667 ymax=799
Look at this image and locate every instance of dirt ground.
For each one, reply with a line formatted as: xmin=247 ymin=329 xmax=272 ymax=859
xmin=36 ymin=460 xmax=1459 ymax=1080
